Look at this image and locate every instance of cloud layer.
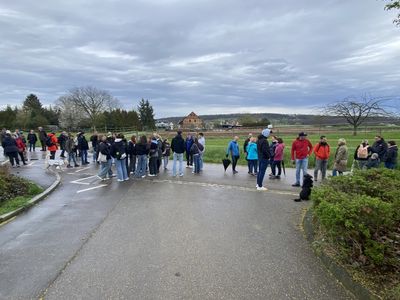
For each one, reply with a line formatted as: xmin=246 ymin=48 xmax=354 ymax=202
xmin=0 ymin=0 xmax=399 ymax=117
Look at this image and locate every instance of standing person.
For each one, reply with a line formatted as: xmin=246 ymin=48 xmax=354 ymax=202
xmin=384 ymin=141 xmax=398 ymax=169
xmin=65 ymin=133 xmax=79 ymax=168
xmin=77 ymin=132 xmax=89 ymax=165
xmin=111 ymin=133 xmax=129 ymax=182
xmin=127 ymin=135 xmax=137 ymax=175
xmin=148 ymin=136 xmax=159 ymax=177
xmin=269 ymin=136 xmax=278 ymax=178
xmin=272 ymin=137 xmax=285 ymax=179
xmin=135 ymin=135 xmax=149 ymax=178
xmin=313 ymin=136 xmax=330 ymax=181
xmin=27 ymin=130 xmax=37 ymax=152
xmin=162 ymin=138 xmax=171 ymax=170
xmin=354 ymin=140 xmax=371 ymax=170
xmin=171 ymin=130 xmax=185 ymax=177
xmin=15 ymin=134 xmax=27 ymax=165
xmin=256 ymin=129 xmax=270 ymax=190
xmin=90 ymin=132 xmax=99 ymax=162
xmin=46 ymin=132 xmax=58 ymax=160
xmin=38 ymin=127 xmax=47 ymax=151
xmin=2 ymin=130 xmax=20 ymax=167
xmin=97 ymin=135 xmax=113 ymax=180
xmin=332 ymin=138 xmax=348 ymax=176
xmin=156 ymin=134 xmax=163 ymax=173
xmin=190 ymin=138 xmax=201 ymax=174
xmin=371 ymin=135 xmax=388 ymax=164
xmin=0 ymin=128 xmax=6 ymax=145
xmin=185 ymin=134 xmax=194 ymax=168
xmin=58 ymin=131 xmax=67 ymax=158
xmin=291 ymin=132 xmax=313 ymax=187
xmin=226 ymin=136 xmax=240 ymax=174
xmin=246 ymin=136 xmax=258 ymax=176
xmin=244 ymin=133 xmax=253 ymax=174
xmin=198 ymin=132 xmax=206 ymax=171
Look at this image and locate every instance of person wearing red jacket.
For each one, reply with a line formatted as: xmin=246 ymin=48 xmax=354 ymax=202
xmin=291 ymin=132 xmax=313 ymax=187
xmin=15 ymin=134 xmax=27 ymax=165
xmin=313 ymin=136 xmax=330 ymax=181
xmin=47 ymin=132 xmax=58 ymax=160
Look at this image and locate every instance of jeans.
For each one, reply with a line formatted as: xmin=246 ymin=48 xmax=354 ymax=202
xmin=129 ymin=154 xmax=136 ymax=173
xmin=385 ymin=162 xmax=396 ymax=169
xmin=81 ymin=149 xmax=88 ymax=164
xmin=149 ymin=157 xmax=158 ymax=175
xmin=29 ymin=143 xmax=35 ymax=151
xmin=332 ymin=169 xmax=343 ymax=176
xmin=173 ymin=152 xmax=184 ymax=176
xmin=98 ymin=159 xmax=112 ymax=178
xmin=193 ymin=154 xmax=200 ymax=173
xmin=231 ymin=155 xmax=240 ymax=172
xmin=163 ymin=156 xmax=169 ymax=169
xmin=92 ymin=145 xmax=97 ymax=162
xmin=68 ymin=152 xmax=78 ymax=166
xmin=135 ymin=155 xmax=147 ymax=177
xmin=257 ymin=159 xmax=268 ymax=187
xmin=199 ymin=152 xmax=204 ymax=171
xmin=248 ymin=159 xmax=258 ymax=173
xmin=273 ymin=160 xmax=282 ymax=176
xmin=186 ymin=151 xmax=193 ymax=166
xmin=7 ymin=152 xmax=19 ymax=166
xmin=357 ymin=160 xmax=368 ymax=170
xmin=115 ymin=158 xmax=128 ymax=180
xmin=295 ymin=158 xmax=308 ymax=185
xmin=314 ymin=159 xmax=328 ymax=180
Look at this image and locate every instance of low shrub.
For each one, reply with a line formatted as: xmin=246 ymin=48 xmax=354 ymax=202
xmin=0 ymin=165 xmax=31 ymax=204
xmin=312 ymin=169 xmax=400 ymax=272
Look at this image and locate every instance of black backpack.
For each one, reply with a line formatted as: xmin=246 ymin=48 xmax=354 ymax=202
xmin=45 ymin=136 xmax=54 ymax=147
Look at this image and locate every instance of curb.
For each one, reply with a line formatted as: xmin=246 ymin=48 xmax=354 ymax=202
xmin=0 ymin=168 xmax=61 ymax=224
xmin=303 ymin=209 xmax=380 ymax=300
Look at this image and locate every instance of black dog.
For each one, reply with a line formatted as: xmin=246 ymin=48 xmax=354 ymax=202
xmin=294 ymin=174 xmax=313 ymax=202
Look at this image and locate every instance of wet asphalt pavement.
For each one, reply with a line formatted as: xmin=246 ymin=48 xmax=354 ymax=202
xmin=0 ymin=151 xmax=353 ymax=299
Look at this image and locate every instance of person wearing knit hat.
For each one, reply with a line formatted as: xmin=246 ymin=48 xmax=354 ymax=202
xmin=256 ymin=128 xmax=271 ymax=191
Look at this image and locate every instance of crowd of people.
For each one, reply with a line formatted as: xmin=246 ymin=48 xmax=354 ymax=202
xmin=1 ymin=127 xmax=398 ymax=190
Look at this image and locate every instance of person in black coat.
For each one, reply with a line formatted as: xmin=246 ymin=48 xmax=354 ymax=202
xmin=135 ymin=135 xmax=149 ymax=178
xmin=58 ymin=131 xmax=67 ymax=158
xmin=27 ymin=130 xmax=38 ymax=152
xmin=1 ymin=131 xmax=20 ymax=167
xmin=384 ymin=141 xmax=398 ymax=169
xmin=171 ymin=130 xmax=185 ymax=177
xmin=371 ymin=136 xmax=388 ymax=163
xmin=256 ymin=129 xmax=271 ymax=191
xmin=77 ymin=132 xmax=89 ymax=165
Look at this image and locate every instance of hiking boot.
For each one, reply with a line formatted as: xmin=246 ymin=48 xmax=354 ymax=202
xmin=292 ymin=183 xmax=301 ymax=187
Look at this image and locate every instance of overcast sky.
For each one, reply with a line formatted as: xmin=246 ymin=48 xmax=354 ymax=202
xmin=0 ymin=0 xmax=399 ymax=117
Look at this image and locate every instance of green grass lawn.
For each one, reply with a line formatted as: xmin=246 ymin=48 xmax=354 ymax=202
xmin=202 ymin=131 xmax=400 ymax=169
xmin=0 ymin=182 xmax=43 ymax=215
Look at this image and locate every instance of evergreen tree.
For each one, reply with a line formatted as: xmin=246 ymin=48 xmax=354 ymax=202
xmin=137 ymin=99 xmax=155 ymax=130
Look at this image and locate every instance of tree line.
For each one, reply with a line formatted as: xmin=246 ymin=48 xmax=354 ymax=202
xmin=0 ymin=87 xmax=156 ymax=132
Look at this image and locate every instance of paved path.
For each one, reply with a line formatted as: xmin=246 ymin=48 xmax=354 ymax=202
xmin=0 ymin=152 xmax=353 ymax=299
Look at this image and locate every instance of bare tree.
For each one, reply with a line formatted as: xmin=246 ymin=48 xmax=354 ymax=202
xmin=59 ymin=86 xmax=120 ymax=130
xmin=56 ymin=95 xmax=88 ymax=131
xmin=324 ymin=96 xmax=391 ymax=136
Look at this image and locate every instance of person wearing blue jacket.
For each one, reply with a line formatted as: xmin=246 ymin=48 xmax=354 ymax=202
xmin=246 ymin=136 xmax=258 ymax=175
xmin=185 ymin=134 xmax=194 ymax=168
xmin=226 ymin=136 xmax=240 ymax=174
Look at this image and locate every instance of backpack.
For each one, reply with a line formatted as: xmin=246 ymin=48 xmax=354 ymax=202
xmin=357 ymin=144 xmax=368 ymax=159
xmin=45 ymin=136 xmax=54 ymax=147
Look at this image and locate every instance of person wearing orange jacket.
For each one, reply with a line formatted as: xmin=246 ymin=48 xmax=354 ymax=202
xmin=313 ymin=136 xmax=330 ymax=181
xmin=291 ymin=132 xmax=313 ymax=187
xmin=47 ymin=132 xmax=58 ymax=160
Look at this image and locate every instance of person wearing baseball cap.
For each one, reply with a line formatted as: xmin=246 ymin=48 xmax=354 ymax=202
xmin=291 ymin=132 xmax=313 ymax=187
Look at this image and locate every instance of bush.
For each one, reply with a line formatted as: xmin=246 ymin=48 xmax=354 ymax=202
xmin=0 ymin=165 xmax=30 ymax=204
xmin=312 ymin=169 xmax=400 ymax=271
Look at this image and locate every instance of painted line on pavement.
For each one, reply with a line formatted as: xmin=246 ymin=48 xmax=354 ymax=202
xmin=27 ymin=162 xmax=35 ymax=166
xmin=74 ymin=167 xmax=90 ymax=173
xmin=70 ymin=175 xmax=98 ymax=185
xmin=77 ymin=185 xmax=107 ymax=193
xmin=144 ymin=178 xmax=298 ymax=196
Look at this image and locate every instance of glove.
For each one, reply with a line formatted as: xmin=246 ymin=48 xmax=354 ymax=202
xmin=226 ymin=154 xmax=229 ymax=158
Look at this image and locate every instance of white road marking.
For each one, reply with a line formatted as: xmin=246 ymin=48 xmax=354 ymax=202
xmin=70 ymin=175 xmax=98 ymax=185
xmin=75 ymin=167 xmax=90 ymax=173
xmin=27 ymin=162 xmax=35 ymax=166
xmin=77 ymin=185 xmax=107 ymax=193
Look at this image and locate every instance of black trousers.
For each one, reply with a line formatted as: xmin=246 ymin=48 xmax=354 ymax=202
xmin=186 ymin=152 xmax=193 ymax=166
xmin=40 ymin=140 xmax=46 ymax=151
xmin=232 ymin=155 xmax=240 ymax=171
xmin=7 ymin=152 xmax=19 ymax=166
xmin=149 ymin=157 xmax=158 ymax=175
